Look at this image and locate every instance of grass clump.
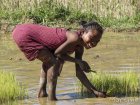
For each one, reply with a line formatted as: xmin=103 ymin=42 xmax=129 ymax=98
xmin=0 ymin=71 xmax=26 ymax=103
xmin=77 ymin=71 xmax=140 ymax=97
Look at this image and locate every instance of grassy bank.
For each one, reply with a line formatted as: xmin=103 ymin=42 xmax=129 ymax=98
xmin=0 ymin=71 xmax=26 ymax=103
xmin=0 ymin=0 xmax=140 ymax=31
xmin=77 ymin=71 xmax=140 ymax=97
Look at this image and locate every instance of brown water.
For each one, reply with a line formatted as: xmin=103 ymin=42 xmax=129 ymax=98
xmin=0 ymin=32 xmax=140 ymax=105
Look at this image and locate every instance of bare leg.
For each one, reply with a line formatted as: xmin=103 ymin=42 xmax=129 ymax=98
xmin=76 ymin=64 xmax=106 ymax=97
xmin=56 ymin=58 xmax=64 ymax=76
xmin=37 ymin=48 xmax=64 ymax=100
xmin=47 ymin=66 xmax=58 ymax=100
xmin=47 ymin=58 xmax=64 ymax=101
xmin=38 ymin=63 xmax=48 ymax=97
xmin=37 ymin=48 xmax=55 ymax=98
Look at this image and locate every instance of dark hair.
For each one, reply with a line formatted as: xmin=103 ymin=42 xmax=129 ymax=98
xmin=79 ymin=21 xmax=104 ymax=35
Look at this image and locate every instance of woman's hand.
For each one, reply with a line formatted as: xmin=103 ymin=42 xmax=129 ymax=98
xmin=76 ymin=60 xmax=91 ymax=73
xmin=95 ymin=91 xmax=107 ymax=98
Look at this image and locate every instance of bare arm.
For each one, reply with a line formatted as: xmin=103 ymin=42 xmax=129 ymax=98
xmin=75 ymin=46 xmax=107 ymax=97
xmin=75 ymin=46 xmax=98 ymax=93
xmin=54 ymin=31 xmax=80 ymax=64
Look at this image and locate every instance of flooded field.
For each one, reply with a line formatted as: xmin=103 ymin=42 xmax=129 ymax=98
xmin=0 ymin=32 xmax=140 ymax=105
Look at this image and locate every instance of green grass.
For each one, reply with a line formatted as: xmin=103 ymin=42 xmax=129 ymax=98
xmin=0 ymin=0 xmax=140 ymax=30
xmin=0 ymin=71 xmax=26 ymax=103
xmin=77 ymin=71 xmax=140 ymax=97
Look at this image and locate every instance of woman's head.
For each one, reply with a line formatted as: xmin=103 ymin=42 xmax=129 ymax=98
xmin=79 ymin=21 xmax=104 ymax=49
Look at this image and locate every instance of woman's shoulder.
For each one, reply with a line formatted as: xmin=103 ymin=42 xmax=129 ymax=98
xmin=66 ymin=30 xmax=80 ymax=42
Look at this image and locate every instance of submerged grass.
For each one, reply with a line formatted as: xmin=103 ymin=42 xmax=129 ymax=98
xmin=0 ymin=71 xmax=26 ymax=103
xmin=77 ymin=71 xmax=140 ymax=97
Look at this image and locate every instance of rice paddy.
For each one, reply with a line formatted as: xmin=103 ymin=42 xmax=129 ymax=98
xmin=77 ymin=71 xmax=140 ymax=97
xmin=0 ymin=71 xmax=26 ymax=103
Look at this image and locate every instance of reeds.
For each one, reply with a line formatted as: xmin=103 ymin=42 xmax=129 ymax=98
xmin=0 ymin=0 xmax=138 ymax=19
xmin=0 ymin=0 xmax=139 ymax=30
xmin=77 ymin=71 xmax=140 ymax=97
xmin=0 ymin=71 xmax=26 ymax=103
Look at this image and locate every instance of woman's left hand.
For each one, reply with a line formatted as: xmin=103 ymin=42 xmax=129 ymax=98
xmin=77 ymin=60 xmax=91 ymax=73
xmin=81 ymin=61 xmax=92 ymax=73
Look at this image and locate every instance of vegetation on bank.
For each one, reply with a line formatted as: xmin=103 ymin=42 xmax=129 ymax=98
xmin=77 ymin=71 xmax=140 ymax=97
xmin=0 ymin=0 xmax=140 ymax=30
xmin=0 ymin=71 xmax=26 ymax=103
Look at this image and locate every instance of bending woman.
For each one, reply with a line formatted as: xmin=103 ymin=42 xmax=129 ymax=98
xmin=12 ymin=21 xmax=107 ymax=101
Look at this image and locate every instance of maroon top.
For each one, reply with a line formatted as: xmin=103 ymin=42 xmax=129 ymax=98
xmin=12 ymin=24 xmax=81 ymax=61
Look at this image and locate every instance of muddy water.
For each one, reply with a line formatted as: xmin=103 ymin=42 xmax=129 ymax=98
xmin=0 ymin=32 xmax=140 ymax=105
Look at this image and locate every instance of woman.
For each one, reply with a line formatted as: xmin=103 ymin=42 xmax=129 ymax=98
xmin=12 ymin=21 xmax=107 ymax=101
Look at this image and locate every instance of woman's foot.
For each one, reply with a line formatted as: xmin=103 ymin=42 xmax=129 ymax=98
xmin=38 ymin=90 xmax=48 ymax=97
xmin=48 ymin=96 xmax=58 ymax=101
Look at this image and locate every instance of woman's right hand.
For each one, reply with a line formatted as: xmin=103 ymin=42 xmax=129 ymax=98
xmin=95 ymin=91 xmax=107 ymax=98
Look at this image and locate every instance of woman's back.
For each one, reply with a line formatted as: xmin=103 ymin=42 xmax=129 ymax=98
xmin=13 ymin=24 xmax=67 ymax=50
xmin=12 ymin=24 xmax=67 ymax=60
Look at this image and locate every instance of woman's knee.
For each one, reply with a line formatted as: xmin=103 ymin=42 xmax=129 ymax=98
xmin=47 ymin=70 xmax=58 ymax=82
xmin=37 ymin=48 xmax=55 ymax=64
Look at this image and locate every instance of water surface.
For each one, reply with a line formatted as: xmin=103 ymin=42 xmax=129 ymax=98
xmin=0 ymin=32 xmax=140 ymax=105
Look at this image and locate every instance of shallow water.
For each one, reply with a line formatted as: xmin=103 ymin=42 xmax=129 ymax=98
xmin=0 ymin=32 xmax=140 ymax=105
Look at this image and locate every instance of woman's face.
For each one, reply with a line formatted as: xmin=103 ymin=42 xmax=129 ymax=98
xmin=82 ymin=29 xmax=102 ymax=49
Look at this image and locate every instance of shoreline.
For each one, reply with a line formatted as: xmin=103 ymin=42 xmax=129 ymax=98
xmin=0 ymin=22 xmax=140 ymax=34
